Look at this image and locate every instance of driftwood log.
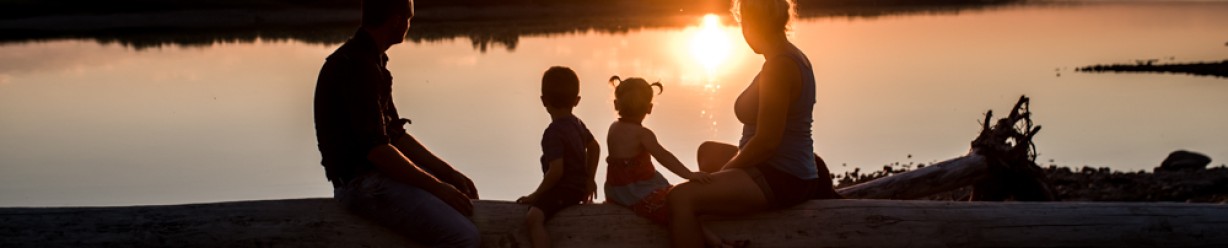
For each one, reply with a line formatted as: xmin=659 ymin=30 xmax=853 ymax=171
xmin=4 ymin=198 xmax=1228 ymax=247
xmin=839 ymin=95 xmax=1053 ymax=201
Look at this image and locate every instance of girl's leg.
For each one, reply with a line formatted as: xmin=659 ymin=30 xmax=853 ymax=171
xmin=525 ymin=207 xmax=550 ymax=248
xmin=697 ymin=141 xmax=739 ymax=173
xmin=668 ymin=169 xmax=770 ymax=248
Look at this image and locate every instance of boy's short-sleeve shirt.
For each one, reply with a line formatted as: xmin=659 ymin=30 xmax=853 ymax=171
xmin=540 ymin=114 xmax=595 ymax=194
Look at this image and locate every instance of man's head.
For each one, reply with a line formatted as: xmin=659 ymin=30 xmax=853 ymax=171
xmin=362 ymin=0 xmax=414 ymax=49
xmin=541 ymin=66 xmax=581 ymax=110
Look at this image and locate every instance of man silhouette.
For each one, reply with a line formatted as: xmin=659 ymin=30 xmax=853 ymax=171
xmin=313 ymin=0 xmax=480 ymax=247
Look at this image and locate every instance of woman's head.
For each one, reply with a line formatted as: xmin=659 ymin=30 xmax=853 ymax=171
xmin=733 ymin=0 xmax=795 ymax=52
xmin=609 ymin=76 xmax=663 ymax=120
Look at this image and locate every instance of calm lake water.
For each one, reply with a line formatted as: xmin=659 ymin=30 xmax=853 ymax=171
xmin=1 ymin=2 xmax=1226 ymax=206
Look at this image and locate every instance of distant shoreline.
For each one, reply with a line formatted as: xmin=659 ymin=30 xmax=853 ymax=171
xmin=0 ymin=0 xmax=1026 ymax=29
xmin=0 ymin=1 xmax=1027 ymax=51
xmin=1077 ymin=60 xmax=1228 ymax=79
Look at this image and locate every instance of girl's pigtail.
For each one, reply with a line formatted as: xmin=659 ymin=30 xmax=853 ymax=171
xmin=609 ymin=75 xmax=622 ymax=88
xmin=650 ymin=82 xmax=664 ymax=95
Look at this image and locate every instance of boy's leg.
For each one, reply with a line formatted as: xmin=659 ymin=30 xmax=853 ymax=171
xmin=524 ymin=206 xmax=550 ymax=248
xmin=342 ymin=174 xmax=480 ymax=248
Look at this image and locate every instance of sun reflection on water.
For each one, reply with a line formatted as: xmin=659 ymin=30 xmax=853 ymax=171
xmin=690 ymin=14 xmax=733 ymax=75
xmin=684 ymin=14 xmax=737 ymax=138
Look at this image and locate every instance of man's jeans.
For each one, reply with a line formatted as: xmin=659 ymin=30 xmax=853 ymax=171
xmin=335 ymin=173 xmax=480 ymax=248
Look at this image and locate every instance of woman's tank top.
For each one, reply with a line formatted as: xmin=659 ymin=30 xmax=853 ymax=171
xmin=733 ymin=44 xmax=819 ymax=180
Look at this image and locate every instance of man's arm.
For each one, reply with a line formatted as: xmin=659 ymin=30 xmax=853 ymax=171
xmin=368 ymin=143 xmax=474 ymax=216
xmin=391 ymin=133 xmax=478 ymax=199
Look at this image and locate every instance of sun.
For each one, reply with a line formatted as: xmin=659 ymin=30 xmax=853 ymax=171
xmin=689 ymin=14 xmax=733 ymax=74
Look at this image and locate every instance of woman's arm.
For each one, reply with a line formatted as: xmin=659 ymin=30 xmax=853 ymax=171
xmin=723 ymin=56 xmax=803 ymax=169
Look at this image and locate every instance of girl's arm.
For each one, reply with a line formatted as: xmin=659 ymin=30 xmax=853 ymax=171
xmin=723 ymin=56 xmax=802 ymax=169
xmin=640 ymin=128 xmax=711 ymax=183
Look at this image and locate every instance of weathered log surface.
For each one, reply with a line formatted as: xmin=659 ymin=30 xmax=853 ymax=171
xmin=4 ymin=198 xmax=1228 ymax=247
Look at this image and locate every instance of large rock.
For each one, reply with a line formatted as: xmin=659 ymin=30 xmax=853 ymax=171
xmin=1156 ymin=150 xmax=1212 ymax=172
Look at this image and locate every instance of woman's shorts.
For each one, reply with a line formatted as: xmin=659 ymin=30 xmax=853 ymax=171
xmin=743 ymin=165 xmax=822 ymax=209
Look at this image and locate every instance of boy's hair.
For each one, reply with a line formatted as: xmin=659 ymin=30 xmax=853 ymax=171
xmin=610 ymin=76 xmax=663 ymax=119
xmin=541 ymin=66 xmax=581 ymax=108
xmin=362 ymin=0 xmax=412 ymax=28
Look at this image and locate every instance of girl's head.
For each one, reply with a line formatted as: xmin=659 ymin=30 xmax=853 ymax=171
xmin=733 ymin=0 xmax=795 ymax=53
xmin=609 ymin=76 xmax=663 ymax=120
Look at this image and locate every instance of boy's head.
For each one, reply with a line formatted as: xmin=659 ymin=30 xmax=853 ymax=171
xmin=610 ymin=76 xmax=662 ymax=119
xmin=541 ymin=66 xmax=581 ymax=109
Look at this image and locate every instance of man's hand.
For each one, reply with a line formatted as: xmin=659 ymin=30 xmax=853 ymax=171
xmin=429 ymin=183 xmax=475 ymax=216
xmin=446 ymin=172 xmax=480 ymax=199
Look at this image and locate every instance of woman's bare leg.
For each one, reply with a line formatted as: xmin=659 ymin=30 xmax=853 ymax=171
xmin=697 ymin=141 xmax=739 ymax=173
xmin=668 ymin=169 xmax=769 ymax=248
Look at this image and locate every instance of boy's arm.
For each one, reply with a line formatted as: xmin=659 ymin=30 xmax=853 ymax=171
xmin=584 ymin=137 xmax=601 ymax=201
xmin=641 ymin=129 xmax=711 ymax=183
xmin=522 ymin=159 xmax=565 ymax=203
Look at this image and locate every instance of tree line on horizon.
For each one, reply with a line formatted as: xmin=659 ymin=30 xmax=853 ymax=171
xmin=0 ymin=0 xmax=1021 ymax=19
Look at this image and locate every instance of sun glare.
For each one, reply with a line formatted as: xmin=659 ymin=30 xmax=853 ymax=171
xmin=689 ymin=14 xmax=733 ymax=74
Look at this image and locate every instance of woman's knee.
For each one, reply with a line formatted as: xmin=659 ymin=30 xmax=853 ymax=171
xmin=697 ymin=141 xmax=737 ymax=172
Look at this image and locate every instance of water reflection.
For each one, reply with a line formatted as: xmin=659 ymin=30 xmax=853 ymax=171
xmin=0 ymin=2 xmax=1025 ymax=52
xmin=689 ymin=14 xmax=734 ymax=74
xmin=4 ymin=1 xmax=1227 ymax=206
xmin=681 ymin=14 xmax=738 ymax=138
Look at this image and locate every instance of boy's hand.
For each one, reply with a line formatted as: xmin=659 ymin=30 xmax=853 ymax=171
xmin=517 ymin=194 xmax=537 ymax=204
xmin=687 ymin=171 xmax=713 ymax=184
xmin=428 ymin=183 xmax=475 ymax=216
xmin=585 ymin=181 xmax=598 ymax=204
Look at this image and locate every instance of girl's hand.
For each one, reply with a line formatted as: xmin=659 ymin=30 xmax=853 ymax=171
xmin=687 ymin=171 xmax=713 ymax=184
